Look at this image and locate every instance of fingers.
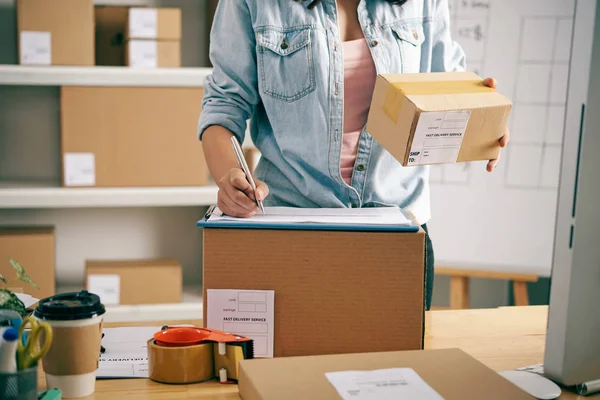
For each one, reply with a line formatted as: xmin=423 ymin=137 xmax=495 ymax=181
xmin=483 ymin=77 xmax=497 ymax=88
xmin=499 ymin=127 xmax=511 ymax=147
xmin=255 ymin=180 xmax=270 ymax=201
xmin=217 ymin=168 xmax=259 ymax=217
xmin=487 ymin=153 xmax=501 ymax=172
xmin=218 ymin=190 xmax=255 ymax=218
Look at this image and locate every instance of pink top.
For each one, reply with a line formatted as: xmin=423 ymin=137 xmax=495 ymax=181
xmin=340 ymin=39 xmax=377 ymax=185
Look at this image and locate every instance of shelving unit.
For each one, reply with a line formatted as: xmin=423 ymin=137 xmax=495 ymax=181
xmin=0 ymin=65 xmax=212 ymax=87
xmin=0 ymin=184 xmax=218 ymax=209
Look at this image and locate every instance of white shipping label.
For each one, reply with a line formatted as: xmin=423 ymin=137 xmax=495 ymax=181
xmin=129 ymin=40 xmax=158 ymax=68
xmin=20 ymin=31 xmax=51 ymax=65
xmin=407 ymin=111 xmax=471 ymax=166
xmin=88 ymin=275 xmax=121 ymax=305
xmin=128 ymin=8 xmax=158 ymax=39
xmin=207 ymin=289 xmax=275 ymax=358
xmin=64 ymin=153 xmax=95 ymax=186
xmin=326 ymin=368 xmax=445 ymax=400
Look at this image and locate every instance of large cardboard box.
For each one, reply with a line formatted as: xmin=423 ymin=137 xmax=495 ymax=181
xmin=60 ymin=87 xmax=209 ymax=188
xmin=238 ymin=348 xmax=533 ymax=399
xmin=85 ymin=259 xmax=182 ymax=306
xmin=203 ymin=227 xmax=426 ymax=357
xmin=0 ymin=227 xmax=55 ymax=299
xmin=126 ymin=40 xmax=181 ymax=68
xmin=17 ymin=0 xmax=94 ymax=66
xmin=366 ymin=71 xmax=512 ymax=166
xmin=126 ymin=8 xmax=181 ymax=41
xmin=95 ymin=6 xmax=128 ymax=66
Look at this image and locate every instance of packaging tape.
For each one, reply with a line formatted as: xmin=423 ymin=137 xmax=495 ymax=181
xmin=383 ymin=79 xmax=494 ymax=123
xmin=147 ymin=339 xmax=214 ymax=384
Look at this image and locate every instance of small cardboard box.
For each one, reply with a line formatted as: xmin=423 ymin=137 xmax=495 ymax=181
xmin=202 ymin=227 xmax=426 ymax=357
xmin=85 ymin=259 xmax=182 ymax=306
xmin=17 ymin=0 xmax=94 ymax=66
xmin=60 ymin=86 xmax=209 ymax=188
xmin=126 ymin=7 xmax=181 ymax=41
xmin=366 ymin=71 xmax=512 ymax=166
xmin=238 ymin=348 xmax=532 ymax=400
xmin=95 ymin=6 xmax=128 ymax=66
xmin=0 ymin=227 xmax=55 ymax=299
xmin=126 ymin=40 xmax=181 ymax=68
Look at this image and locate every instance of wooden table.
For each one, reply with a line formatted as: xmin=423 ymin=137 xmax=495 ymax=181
xmin=38 ymin=306 xmax=597 ymax=399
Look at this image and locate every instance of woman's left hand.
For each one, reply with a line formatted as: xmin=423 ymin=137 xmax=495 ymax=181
xmin=483 ymin=77 xmax=510 ymax=172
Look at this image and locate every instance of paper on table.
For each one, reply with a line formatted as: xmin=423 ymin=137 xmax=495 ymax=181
xmin=326 ymin=368 xmax=445 ymax=400
xmin=15 ymin=293 xmax=39 ymax=309
xmin=207 ymin=206 xmax=413 ymax=226
xmin=98 ymin=325 xmax=190 ymax=379
xmin=206 ymin=289 xmax=275 ymax=358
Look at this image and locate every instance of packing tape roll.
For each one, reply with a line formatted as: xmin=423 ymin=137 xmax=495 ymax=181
xmin=383 ymin=79 xmax=494 ymax=123
xmin=147 ymin=339 xmax=214 ymax=384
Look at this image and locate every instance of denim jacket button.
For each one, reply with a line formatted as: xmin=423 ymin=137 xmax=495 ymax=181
xmin=356 ymin=164 xmax=365 ymax=171
xmin=281 ymin=42 xmax=288 ymax=50
xmin=370 ymin=40 xmax=378 ymax=47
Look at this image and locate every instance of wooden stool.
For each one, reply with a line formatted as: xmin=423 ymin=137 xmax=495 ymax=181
xmin=435 ymin=267 xmax=539 ymax=309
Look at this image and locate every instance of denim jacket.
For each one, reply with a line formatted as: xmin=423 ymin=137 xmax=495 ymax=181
xmin=198 ymin=0 xmax=466 ymax=224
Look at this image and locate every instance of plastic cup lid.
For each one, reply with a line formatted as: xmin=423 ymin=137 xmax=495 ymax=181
xmin=34 ymin=290 xmax=106 ymax=321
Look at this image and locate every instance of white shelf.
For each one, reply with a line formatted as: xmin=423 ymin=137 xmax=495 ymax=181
xmin=0 ymin=65 xmax=212 ymax=87
xmin=0 ymin=184 xmax=218 ymax=209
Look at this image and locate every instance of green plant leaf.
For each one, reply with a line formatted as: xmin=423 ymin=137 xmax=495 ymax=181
xmin=0 ymin=274 xmax=5 ymax=284
xmin=9 ymin=258 xmax=39 ymax=289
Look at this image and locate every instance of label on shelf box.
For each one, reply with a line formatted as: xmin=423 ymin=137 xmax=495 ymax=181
xmin=128 ymin=8 xmax=158 ymax=39
xmin=88 ymin=275 xmax=120 ymax=305
xmin=128 ymin=40 xmax=158 ymax=68
xmin=64 ymin=153 xmax=96 ymax=186
xmin=20 ymin=31 xmax=51 ymax=65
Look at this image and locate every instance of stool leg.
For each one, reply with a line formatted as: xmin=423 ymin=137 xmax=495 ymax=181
xmin=513 ymin=281 xmax=529 ymax=306
xmin=450 ymin=276 xmax=469 ymax=309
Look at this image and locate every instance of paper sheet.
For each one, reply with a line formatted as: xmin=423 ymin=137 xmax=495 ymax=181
xmin=326 ymin=368 xmax=445 ymax=400
xmin=206 ymin=289 xmax=275 ymax=358
xmin=15 ymin=293 xmax=39 ymax=309
xmin=207 ymin=206 xmax=413 ymax=226
xmin=88 ymin=274 xmax=120 ymax=305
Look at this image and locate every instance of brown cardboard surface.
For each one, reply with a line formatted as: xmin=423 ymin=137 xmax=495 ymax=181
xmin=0 ymin=227 xmax=55 ymax=299
xmin=42 ymin=323 xmax=103 ymax=376
xmin=125 ymin=40 xmax=181 ymax=68
xmin=203 ymin=228 xmax=425 ymax=358
xmin=126 ymin=8 xmax=181 ymax=40
xmin=17 ymin=0 xmax=94 ymax=66
xmin=366 ymin=71 xmax=512 ymax=166
xmin=238 ymin=348 xmax=534 ymax=400
xmin=95 ymin=6 xmax=128 ymax=66
xmin=60 ymin=86 xmax=209 ymax=187
xmin=85 ymin=259 xmax=182 ymax=305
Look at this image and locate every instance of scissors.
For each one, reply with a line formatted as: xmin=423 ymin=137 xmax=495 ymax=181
xmin=17 ymin=316 xmax=53 ymax=370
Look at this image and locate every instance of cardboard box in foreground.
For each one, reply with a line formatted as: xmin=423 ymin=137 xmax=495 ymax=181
xmin=60 ymin=86 xmax=209 ymax=188
xmin=366 ymin=71 xmax=512 ymax=166
xmin=203 ymin=227 xmax=425 ymax=357
xmin=17 ymin=0 xmax=94 ymax=66
xmin=238 ymin=348 xmax=533 ymax=400
xmin=85 ymin=259 xmax=182 ymax=305
xmin=0 ymin=227 xmax=55 ymax=299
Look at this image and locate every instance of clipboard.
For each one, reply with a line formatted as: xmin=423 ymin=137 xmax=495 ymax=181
xmin=197 ymin=205 xmax=420 ymax=233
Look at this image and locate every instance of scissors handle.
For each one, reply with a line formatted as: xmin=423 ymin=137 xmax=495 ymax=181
xmin=17 ymin=317 xmax=53 ymax=370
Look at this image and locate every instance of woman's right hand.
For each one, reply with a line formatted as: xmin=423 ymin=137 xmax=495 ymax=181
xmin=217 ymin=168 xmax=269 ymax=218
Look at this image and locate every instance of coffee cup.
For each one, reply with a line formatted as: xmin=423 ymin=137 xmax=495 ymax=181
xmin=33 ymin=291 xmax=105 ymax=399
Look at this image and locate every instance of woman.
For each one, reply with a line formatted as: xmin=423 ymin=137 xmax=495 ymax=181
xmin=198 ymin=0 xmax=510 ymax=310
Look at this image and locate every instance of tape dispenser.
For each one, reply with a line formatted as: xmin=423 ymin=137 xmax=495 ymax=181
xmin=147 ymin=326 xmax=254 ymax=384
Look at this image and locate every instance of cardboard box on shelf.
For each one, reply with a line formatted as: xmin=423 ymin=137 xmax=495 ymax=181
xmin=202 ymin=227 xmax=425 ymax=358
xmin=85 ymin=259 xmax=182 ymax=306
xmin=0 ymin=227 xmax=55 ymax=299
xmin=17 ymin=0 xmax=94 ymax=66
xmin=95 ymin=6 xmax=128 ymax=66
xmin=60 ymin=86 xmax=209 ymax=188
xmin=238 ymin=348 xmax=532 ymax=400
xmin=126 ymin=7 xmax=181 ymax=41
xmin=366 ymin=71 xmax=512 ymax=167
xmin=126 ymin=40 xmax=181 ymax=68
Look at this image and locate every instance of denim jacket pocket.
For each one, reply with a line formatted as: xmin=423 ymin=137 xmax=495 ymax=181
xmin=391 ymin=22 xmax=425 ymax=73
xmin=256 ymin=27 xmax=316 ymax=102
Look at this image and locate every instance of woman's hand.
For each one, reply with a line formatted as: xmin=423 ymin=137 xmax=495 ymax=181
xmin=483 ymin=77 xmax=511 ymax=172
xmin=217 ymin=168 xmax=269 ymax=218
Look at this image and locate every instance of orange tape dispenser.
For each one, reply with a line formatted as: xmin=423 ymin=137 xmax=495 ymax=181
xmin=147 ymin=326 xmax=254 ymax=384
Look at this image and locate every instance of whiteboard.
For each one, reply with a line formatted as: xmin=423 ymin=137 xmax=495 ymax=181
xmin=427 ymin=0 xmax=597 ymax=276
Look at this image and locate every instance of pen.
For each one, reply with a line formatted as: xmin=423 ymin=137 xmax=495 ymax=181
xmin=230 ymin=136 xmax=265 ymax=214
